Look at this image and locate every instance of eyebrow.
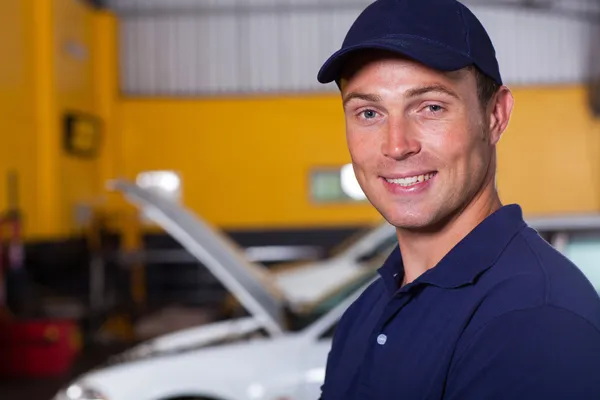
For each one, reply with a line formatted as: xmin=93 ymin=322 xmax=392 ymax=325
xmin=342 ymin=92 xmax=382 ymax=107
xmin=405 ymin=84 xmax=460 ymax=100
xmin=342 ymin=84 xmax=460 ymax=108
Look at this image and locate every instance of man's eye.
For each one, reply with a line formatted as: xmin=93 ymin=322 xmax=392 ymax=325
xmin=361 ymin=110 xmax=378 ymax=119
xmin=426 ymin=105 xmax=443 ymax=113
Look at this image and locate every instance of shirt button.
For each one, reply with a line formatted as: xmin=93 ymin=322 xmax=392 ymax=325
xmin=377 ymin=334 xmax=387 ymax=345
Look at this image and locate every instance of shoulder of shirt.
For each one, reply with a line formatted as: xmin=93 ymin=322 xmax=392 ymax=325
xmin=519 ymin=226 xmax=600 ymax=327
xmin=450 ymin=227 xmax=600 ymax=365
xmin=449 ymin=303 xmax=600 ymax=379
xmin=463 ymin=226 xmax=600 ymax=337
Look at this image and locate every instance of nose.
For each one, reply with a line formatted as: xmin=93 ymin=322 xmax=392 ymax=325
xmin=381 ymin=119 xmax=421 ymax=160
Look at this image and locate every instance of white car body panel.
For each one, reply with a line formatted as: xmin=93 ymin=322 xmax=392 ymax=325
xmin=78 ymin=336 xmax=310 ymax=400
xmin=118 ymin=316 xmax=263 ymax=359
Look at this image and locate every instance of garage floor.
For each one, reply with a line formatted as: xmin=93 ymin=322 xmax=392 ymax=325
xmin=0 ymin=344 xmax=131 ymax=400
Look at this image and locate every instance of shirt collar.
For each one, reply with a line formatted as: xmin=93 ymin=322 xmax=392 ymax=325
xmin=378 ymin=204 xmax=527 ymax=294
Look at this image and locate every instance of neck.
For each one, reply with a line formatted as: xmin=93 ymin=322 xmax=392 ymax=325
xmin=397 ymin=184 xmax=502 ymax=286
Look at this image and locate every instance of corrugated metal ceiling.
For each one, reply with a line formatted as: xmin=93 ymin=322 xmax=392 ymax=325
xmin=109 ymin=0 xmax=600 ymax=95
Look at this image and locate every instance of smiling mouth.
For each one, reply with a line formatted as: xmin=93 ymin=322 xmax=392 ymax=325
xmin=385 ymin=172 xmax=437 ymax=187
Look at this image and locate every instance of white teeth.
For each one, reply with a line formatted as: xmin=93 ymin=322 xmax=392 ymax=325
xmin=386 ymin=173 xmax=435 ymax=187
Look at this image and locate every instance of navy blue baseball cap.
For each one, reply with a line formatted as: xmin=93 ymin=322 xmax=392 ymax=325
xmin=317 ymin=0 xmax=502 ymax=86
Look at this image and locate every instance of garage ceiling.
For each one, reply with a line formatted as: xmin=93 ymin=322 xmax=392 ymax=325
xmin=106 ymin=0 xmax=600 ymax=94
xmin=102 ymin=0 xmax=600 ymax=20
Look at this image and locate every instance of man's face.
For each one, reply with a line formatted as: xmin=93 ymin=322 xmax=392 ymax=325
xmin=341 ymin=52 xmax=509 ymax=231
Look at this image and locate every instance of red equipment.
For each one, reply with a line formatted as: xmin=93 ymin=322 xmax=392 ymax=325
xmin=0 ymin=171 xmax=81 ymax=378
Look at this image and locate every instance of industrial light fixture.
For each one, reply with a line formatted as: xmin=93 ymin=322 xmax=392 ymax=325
xmin=136 ymin=170 xmax=182 ymax=203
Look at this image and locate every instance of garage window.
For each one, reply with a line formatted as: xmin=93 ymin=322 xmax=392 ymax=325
xmin=309 ymin=164 xmax=367 ymax=203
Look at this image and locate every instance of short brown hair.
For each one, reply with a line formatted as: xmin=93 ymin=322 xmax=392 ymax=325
xmin=469 ymin=65 xmax=501 ymax=110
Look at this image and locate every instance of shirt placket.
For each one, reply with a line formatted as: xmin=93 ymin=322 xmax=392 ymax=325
xmin=354 ymin=286 xmax=418 ymax=398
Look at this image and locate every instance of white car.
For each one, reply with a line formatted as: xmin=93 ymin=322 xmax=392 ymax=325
xmin=53 ymin=180 xmax=600 ymax=400
xmin=53 ymin=179 xmax=393 ymax=400
xmin=54 ymin=286 xmax=360 ymax=400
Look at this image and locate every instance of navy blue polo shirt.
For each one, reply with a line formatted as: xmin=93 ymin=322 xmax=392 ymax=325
xmin=321 ymin=204 xmax=600 ymax=400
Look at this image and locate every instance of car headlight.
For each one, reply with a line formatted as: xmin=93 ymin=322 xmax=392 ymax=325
xmin=53 ymin=383 xmax=108 ymax=400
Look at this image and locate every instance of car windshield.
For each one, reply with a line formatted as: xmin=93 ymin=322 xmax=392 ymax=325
xmin=327 ymin=221 xmax=393 ymax=258
xmin=287 ymin=240 xmax=397 ymax=331
xmin=356 ymin=233 xmax=399 ymax=264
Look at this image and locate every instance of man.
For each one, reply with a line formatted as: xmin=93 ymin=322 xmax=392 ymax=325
xmin=316 ymin=0 xmax=600 ymax=399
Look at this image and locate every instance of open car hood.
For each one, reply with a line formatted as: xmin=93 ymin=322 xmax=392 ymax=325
xmin=108 ymin=179 xmax=287 ymax=337
xmin=106 ymin=317 xmax=266 ymax=365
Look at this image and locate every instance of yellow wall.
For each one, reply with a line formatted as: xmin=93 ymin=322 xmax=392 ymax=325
xmin=118 ymin=85 xmax=600 ymax=229
xmin=0 ymin=0 xmax=113 ymax=240
xmin=0 ymin=0 xmax=39 ymax=235
xmin=497 ymin=86 xmax=600 ymax=215
xmin=118 ymin=96 xmax=380 ymax=229
xmin=53 ymin=0 xmax=105 ymax=236
xmin=93 ymin=11 xmax=119 ymax=200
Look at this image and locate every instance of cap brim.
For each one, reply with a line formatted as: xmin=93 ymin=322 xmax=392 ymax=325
xmin=317 ymin=36 xmax=474 ymax=84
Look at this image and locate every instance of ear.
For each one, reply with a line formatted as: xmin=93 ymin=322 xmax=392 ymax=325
xmin=488 ymin=86 xmax=514 ymax=146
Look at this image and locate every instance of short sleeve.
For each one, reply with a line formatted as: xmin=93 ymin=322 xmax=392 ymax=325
xmin=444 ymin=305 xmax=600 ymax=400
